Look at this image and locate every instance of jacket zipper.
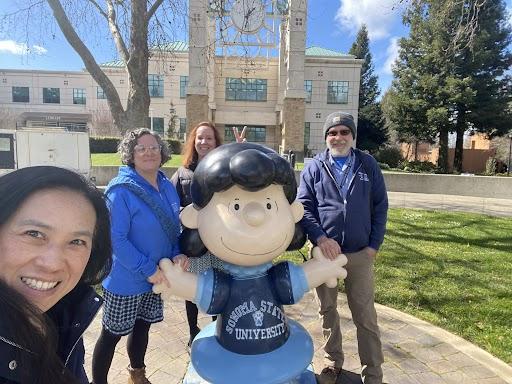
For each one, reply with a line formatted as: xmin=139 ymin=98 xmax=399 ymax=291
xmin=320 ymin=160 xmax=362 ymax=247
xmin=63 ymin=295 xmax=102 ymax=369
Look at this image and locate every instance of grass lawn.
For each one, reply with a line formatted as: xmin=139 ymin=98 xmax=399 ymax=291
xmin=91 ymin=153 xmax=183 ymax=167
xmin=281 ymin=209 xmax=512 ymax=364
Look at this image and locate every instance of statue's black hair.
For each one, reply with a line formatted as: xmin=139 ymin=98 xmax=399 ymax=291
xmin=180 ymin=143 xmax=306 ymax=257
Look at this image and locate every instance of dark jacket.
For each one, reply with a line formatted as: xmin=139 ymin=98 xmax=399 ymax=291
xmin=171 ymin=164 xmax=196 ymax=207
xmin=0 ymin=284 xmax=102 ymax=384
xmin=297 ymin=148 xmax=388 ymax=253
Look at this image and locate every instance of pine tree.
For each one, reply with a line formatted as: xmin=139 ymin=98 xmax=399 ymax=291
xmin=383 ymin=0 xmax=512 ymax=173
xmin=349 ymin=25 xmax=388 ymax=153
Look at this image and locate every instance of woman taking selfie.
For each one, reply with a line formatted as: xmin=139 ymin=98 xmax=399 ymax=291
xmin=0 ymin=166 xmax=112 ymax=384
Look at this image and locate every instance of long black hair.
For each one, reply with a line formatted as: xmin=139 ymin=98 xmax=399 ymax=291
xmin=180 ymin=143 xmax=306 ymax=257
xmin=0 ymin=166 xmax=113 ymax=383
xmin=0 ymin=280 xmax=79 ymax=384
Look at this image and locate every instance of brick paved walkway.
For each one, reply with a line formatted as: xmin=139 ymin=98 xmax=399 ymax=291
xmin=83 ymin=292 xmax=512 ymax=384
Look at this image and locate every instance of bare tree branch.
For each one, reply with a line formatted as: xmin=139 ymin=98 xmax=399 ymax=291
xmin=87 ymin=0 xmax=108 ymax=19
xmin=147 ymin=0 xmax=165 ymax=22
xmin=46 ymin=0 xmax=125 ymax=122
xmin=105 ymin=0 xmax=129 ymax=62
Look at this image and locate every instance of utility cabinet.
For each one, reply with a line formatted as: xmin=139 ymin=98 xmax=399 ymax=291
xmin=0 ymin=128 xmax=90 ymax=176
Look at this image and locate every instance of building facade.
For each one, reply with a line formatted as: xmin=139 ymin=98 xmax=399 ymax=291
xmin=0 ymin=1 xmax=362 ymax=158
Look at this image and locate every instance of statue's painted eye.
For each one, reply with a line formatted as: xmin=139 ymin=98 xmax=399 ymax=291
xmin=234 ymin=203 xmax=240 ymax=210
xmin=266 ymin=203 xmax=272 ymax=210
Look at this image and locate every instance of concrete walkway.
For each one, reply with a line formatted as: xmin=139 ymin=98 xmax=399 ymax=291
xmin=83 ymin=193 xmax=512 ymax=383
xmin=83 ymin=291 xmax=512 ymax=384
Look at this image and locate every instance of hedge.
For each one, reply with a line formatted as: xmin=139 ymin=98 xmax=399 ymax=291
xmin=90 ymin=136 xmax=181 ymax=154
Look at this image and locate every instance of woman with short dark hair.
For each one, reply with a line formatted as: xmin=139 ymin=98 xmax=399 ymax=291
xmin=0 ymin=166 xmax=112 ymax=384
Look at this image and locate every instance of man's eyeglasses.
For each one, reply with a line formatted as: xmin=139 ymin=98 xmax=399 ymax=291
xmin=327 ymin=129 xmax=352 ymax=137
xmin=134 ymin=144 xmax=161 ymax=154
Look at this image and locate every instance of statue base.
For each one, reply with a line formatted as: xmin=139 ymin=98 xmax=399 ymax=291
xmin=182 ymin=319 xmax=316 ymax=384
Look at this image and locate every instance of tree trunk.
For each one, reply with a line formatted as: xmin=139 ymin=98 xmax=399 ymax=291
xmin=438 ymin=127 xmax=449 ymax=173
xmin=453 ymin=108 xmax=467 ymax=173
xmin=124 ymin=0 xmax=150 ymax=132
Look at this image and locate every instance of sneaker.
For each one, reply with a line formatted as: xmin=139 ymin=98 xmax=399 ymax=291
xmin=316 ymin=366 xmax=342 ymax=384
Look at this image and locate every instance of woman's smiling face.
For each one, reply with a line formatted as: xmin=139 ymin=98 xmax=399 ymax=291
xmin=0 ymin=188 xmax=96 ymax=312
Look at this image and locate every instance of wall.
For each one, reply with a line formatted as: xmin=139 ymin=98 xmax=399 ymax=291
xmin=90 ymin=167 xmax=512 ymax=199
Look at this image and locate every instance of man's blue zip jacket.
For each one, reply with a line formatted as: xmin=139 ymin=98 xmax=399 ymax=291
xmin=297 ymin=148 xmax=388 ymax=253
xmin=102 ymin=166 xmax=181 ymax=295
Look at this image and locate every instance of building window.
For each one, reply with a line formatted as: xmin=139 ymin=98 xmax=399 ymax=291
xmin=315 ymin=112 xmax=321 ymax=119
xmin=295 ymin=18 xmax=303 ymax=26
xmin=43 ymin=88 xmax=60 ymax=104
xmin=327 ymin=81 xmax=349 ymax=104
xmin=12 ymin=86 xmax=29 ymax=102
xmin=73 ymin=88 xmax=86 ymax=105
xmin=146 ymin=117 xmax=164 ymax=134
xmin=148 ymin=74 xmax=164 ymax=97
xmin=317 ymin=71 xmax=323 ymax=77
xmin=179 ymin=118 xmax=187 ymax=136
xmin=180 ymin=76 xmax=189 ymax=99
xmin=120 ymin=79 xmax=125 ymax=85
xmin=225 ymin=125 xmax=266 ymax=142
xmin=304 ymin=80 xmax=312 ymax=103
xmin=63 ymin=80 xmax=68 ymax=85
xmin=97 ymin=87 xmax=106 ymax=99
xmin=304 ymin=122 xmax=310 ymax=146
xmin=225 ymin=78 xmax=267 ymax=101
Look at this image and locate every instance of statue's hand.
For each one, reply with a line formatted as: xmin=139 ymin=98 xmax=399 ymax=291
xmin=311 ymin=246 xmax=348 ymax=288
xmin=152 ymin=258 xmax=175 ymax=296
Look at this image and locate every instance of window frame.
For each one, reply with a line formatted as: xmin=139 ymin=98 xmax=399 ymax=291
xmin=73 ymin=88 xmax=86 ymax=105
xmin=42 ymin=87 xmax=60 ymax=104
xmin=148 ymin=74 xmax=164 ymax=98
xmin=225 ymin=78 xmax=267 ymax=102
xmin=12 ymin=86 xmax=29 ymax=103
xmin=327 ymin=81 xmax=349 ymax=104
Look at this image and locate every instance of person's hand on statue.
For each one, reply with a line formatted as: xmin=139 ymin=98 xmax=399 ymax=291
xmin=316 ymin=235 xmax=342 ymax=260
xmin=302 ymin=246 xmax=347 ymax=289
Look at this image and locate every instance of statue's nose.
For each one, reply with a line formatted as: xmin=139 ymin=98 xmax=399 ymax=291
xmin=242 ymin=202 xmax=266 ymax=227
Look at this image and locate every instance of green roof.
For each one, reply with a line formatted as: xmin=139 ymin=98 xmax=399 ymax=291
xmin=100 ymin=41 xmax=189 ymax=68
xmin=305 ymin=46 xmax=352 ymax=58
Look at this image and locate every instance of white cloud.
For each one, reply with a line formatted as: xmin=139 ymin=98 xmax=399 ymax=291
xmin=32 ymin=45 xmax=48 ymax=55
xmin=0 ymin=40 xmax=47 ymax=55
xmin=0 ymin=40 xmax=29 ymax=55
xmin=382 ymin=36 xmax=399 ymax=75
xmin=335 ymin=0 xmax=402 ymax=40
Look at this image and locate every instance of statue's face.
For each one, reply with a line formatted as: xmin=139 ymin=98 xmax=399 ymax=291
xmin=183 ymin=184 xmax=303 ymax=266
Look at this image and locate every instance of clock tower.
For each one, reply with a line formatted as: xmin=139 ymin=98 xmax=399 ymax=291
xmin=280 ymin=0 xmax=307 ymax=160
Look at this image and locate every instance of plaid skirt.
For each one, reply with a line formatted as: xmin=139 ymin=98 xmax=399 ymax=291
xmin=101 ymin=289 xmax=164 ymax=336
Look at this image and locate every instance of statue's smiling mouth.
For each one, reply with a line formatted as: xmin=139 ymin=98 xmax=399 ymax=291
xmin=220 ymin=235 xmax=287 ymax=256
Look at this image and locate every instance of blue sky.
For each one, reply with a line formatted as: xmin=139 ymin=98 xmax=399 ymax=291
xmin=1 ymin=0 xmax=511 ymax=94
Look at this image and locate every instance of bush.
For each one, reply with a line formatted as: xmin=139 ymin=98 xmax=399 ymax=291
xmin=375 ymin=146 xmax=402 ymax=168
xmin=401 ymin=160 xmax=438 ymax=173
xmin=165 ymin=139 xmax=181 ymax=155
xmin=378 ymin=162 xmax=390 ymax=170
xmin=90 ymin=137 xmax=181 ymax=154
xmin=90 ymin=137 xmax=119 ymax=153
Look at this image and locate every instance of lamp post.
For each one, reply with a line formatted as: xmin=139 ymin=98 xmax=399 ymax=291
xmin=507 ymin=133 xmax=512 ymax=177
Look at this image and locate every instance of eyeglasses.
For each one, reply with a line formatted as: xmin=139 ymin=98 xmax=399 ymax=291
xmin=134 ymin=144 xmax=161 ymax=154
xmin=327 ymin=129 xmax=352 ymax=137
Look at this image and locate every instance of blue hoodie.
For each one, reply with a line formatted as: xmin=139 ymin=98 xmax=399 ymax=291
xmin=297 ymin=148 xmax=388 ymax=253
xmin=102 ymin=166 xmax=181 ymax=295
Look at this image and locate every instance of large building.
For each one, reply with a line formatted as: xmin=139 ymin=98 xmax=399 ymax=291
xmin=0 ymin=0 xmax=362 ymax=158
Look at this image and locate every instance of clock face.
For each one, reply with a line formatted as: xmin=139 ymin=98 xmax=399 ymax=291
xmin=231 ymin=0 xmax=266 ymax=34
